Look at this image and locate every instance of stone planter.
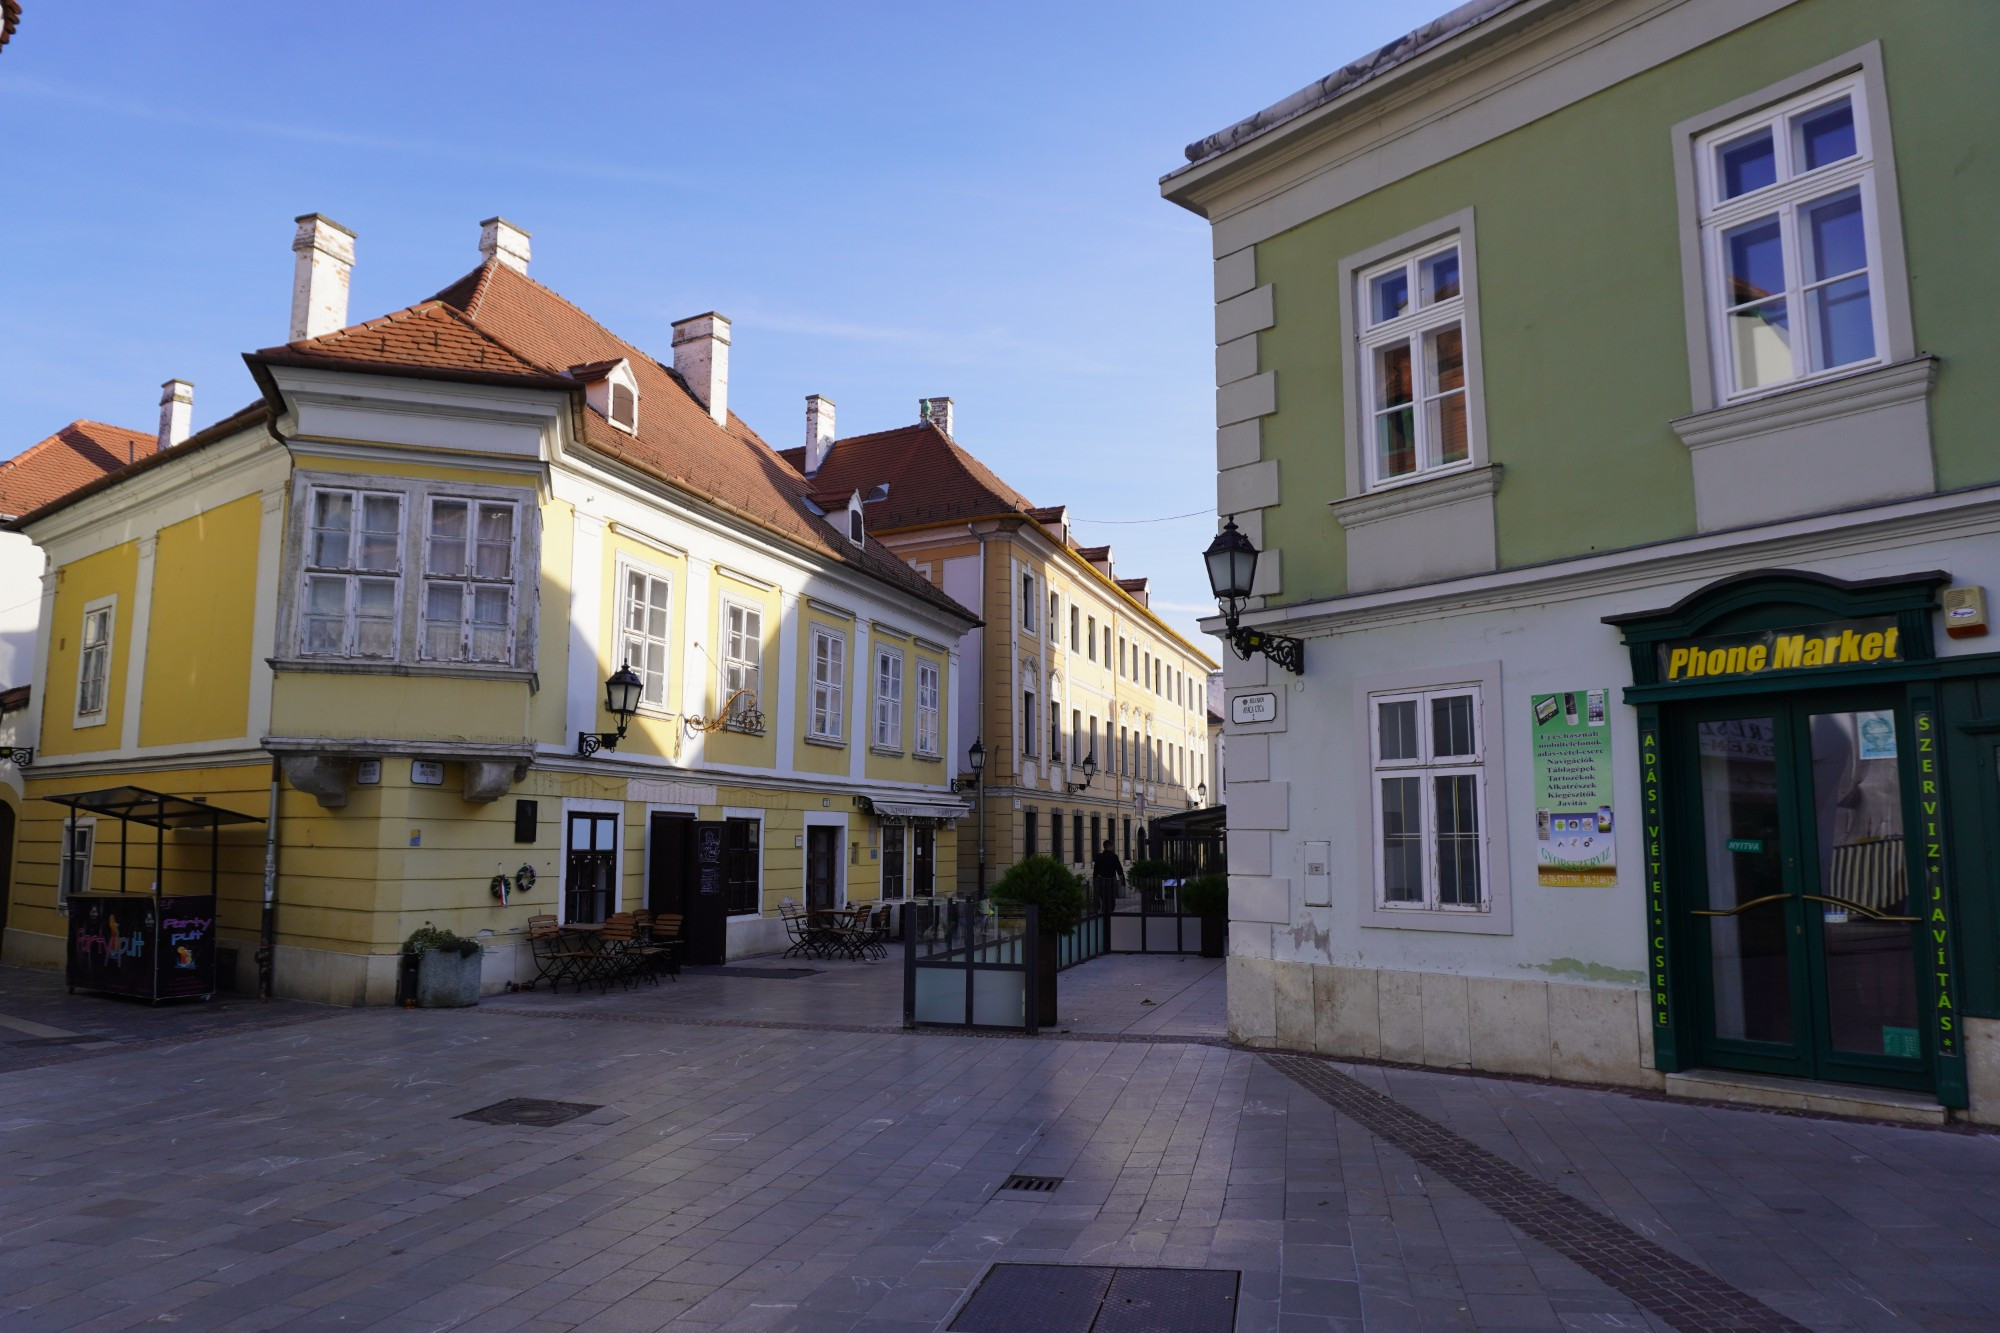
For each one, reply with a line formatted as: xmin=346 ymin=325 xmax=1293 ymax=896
xmin=415 ymin=947 xmax=482 ymax=1008
xmin=1035 ymin=930 xmax=1060 ymax=1027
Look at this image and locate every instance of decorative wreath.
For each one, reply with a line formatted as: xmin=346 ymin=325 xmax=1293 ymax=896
xmin=514 ymin=864 xmax=537 ymax=894
xmin=489 ymin=874 xmax=510 ymax=899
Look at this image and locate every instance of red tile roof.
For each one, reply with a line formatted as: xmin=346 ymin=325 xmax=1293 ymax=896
xmin=0 ymin=420 xmax=152 ymax=519
xmin=5 ymin=404 xmax=271 ymax=530
xmin=0 ymin=2 xmax=19 ymax=54
xmin=251 ymin=261 xmax=972 ymax=626
xmin=776 ymin=423 xmax=1037 ymax=531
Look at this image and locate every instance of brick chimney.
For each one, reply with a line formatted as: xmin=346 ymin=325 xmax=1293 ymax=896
xmin=289 ymin=213 xmax=355 ymax=343
xmin=478 ymin=217 xmax=531 ymax=274
xmin=157 ymin=379 xmax=193 ymax=453
xmin=919 ymin=396 xmax=954 ymax=439
xmin=672 ymin=313 xmax=732 ymax=427
xmin=804 ymin=395 xmax=836 ymax=476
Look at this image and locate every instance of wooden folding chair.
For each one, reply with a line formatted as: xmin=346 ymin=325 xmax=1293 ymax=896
xmin=527 ymin=915 xmax=596 ymax=993
xmin=598 ymin=914 xmax=653 ymax=989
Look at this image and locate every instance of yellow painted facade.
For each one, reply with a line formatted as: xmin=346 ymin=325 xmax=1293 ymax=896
xmin=38 ymin=539 xmax=138 ymax=757
xmin=139 ymin=496 xmax=263 ymax=748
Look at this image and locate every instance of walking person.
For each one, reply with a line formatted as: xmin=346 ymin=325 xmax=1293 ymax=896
xmin=1092 ymin=840 xmax=1125 ymax=945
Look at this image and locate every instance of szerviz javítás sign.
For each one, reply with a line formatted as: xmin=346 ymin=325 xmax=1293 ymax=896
xmin=1659 ymin=616 xmax=1902 ymax=682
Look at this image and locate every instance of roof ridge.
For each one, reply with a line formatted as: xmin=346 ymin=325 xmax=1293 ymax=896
xmin=1 ymin=419 xmax=151 ymax=476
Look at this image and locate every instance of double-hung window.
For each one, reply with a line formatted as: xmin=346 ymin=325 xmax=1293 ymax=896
xmin=1370 ymin=686 xmax=1486 ymax=911
xmin=1048 ymin=700 xmax=1062 ymax=763
xmin=1021 ymin=574 xmax=1037 ymax=633
xmin=1022 ymin=690 xmax=1037 ymax=757
xmin=301 ymin=488 xmax=401 ymax=658
xmin=619 ymin=565 xmax=672 ymax=709
xmin=74 ymin=600 xmax=115 ymax=720
xmin=1070 ymin=606 xmax=1080 ymax=651
xmin=58 ymin=820 xmax=95 ymax=904
xmin=1358 ymin=238 xmax=1469 ymax=487
xmin=882 ymin=826 xmax=906 ymax=900
xmin=422 ymin=498 xmax=517 ymax=663
xmin=810 ymin=628 xmax=845 ymax=741
xmin=1087 ymin=615 xmax=1097 ymax=661
xmin=722 ymin=601 xmax=763 ymax=728
xmin=915 ymin=660 xmax=940 ymax=756
xmin=1697 ymin=76 xmax=1882 ymax=399
xmin=874 ymin=647 xmax=904 ymax=750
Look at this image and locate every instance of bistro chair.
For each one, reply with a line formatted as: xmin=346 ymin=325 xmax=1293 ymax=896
xmin=597 ymin=914 xmax=654 ymax=989
xmin=780 ymin=899 xmax=821 ymax=959
xmin=527 ymin=915 xmax=595 ymax=993
xmin=634 ymin=911 xmax=682 ymax=980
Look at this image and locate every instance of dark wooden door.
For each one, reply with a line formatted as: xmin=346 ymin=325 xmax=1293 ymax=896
xmin=688 ymin=821 xmax=728 ymax=965
xmin=646 ymin=813 xmax=694 ymax=915
xmin=806 ymin=826 xmax=840 ymax=911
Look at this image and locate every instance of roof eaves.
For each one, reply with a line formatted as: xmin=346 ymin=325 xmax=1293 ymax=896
xmin=6 ymin=401 xmax=273 ymax=531
xmin=1165 ymin=0 xmax=1533 ymax=180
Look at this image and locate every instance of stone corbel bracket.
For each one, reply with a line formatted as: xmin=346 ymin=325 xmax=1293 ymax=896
xmin=265 ymin=737 xmax=536 ymax=809
xmin=279 ymin=753 xmax=351 ymax=810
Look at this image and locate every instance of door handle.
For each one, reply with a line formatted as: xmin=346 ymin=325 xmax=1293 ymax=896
xmin=1799 ymin=894 xmax=1918 ymax=924
xmin=1692 ymin=893 xmax=1789 ymax=917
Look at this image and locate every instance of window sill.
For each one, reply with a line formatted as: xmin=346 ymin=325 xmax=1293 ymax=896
xmin=803 ymin=734 xmax=846 ymax=750
xmin=1671 ymin=355 xmax=1936 ymax=451
xmin=1362 ymin=901 xmax=1509 ymax=935
xmin=1328 ymin=462 xmax=1502 ymax=528
xmin=71 ymin=713 xmax=109 ymax=730
xmin=870 ymin=744 xmax=906 ymax=758
xmin=913 ymin=752 xmax=942 ymax=763
xmin=272 ymin=657 xmax=537 ymax=685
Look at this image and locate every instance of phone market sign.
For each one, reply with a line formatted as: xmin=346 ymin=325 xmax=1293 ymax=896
xmin=1659 ymin=615 xmax=1902 ymax=682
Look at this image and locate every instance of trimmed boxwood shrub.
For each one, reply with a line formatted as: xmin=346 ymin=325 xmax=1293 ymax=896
xmin=403 ymin=923 xmax=481 ymax=958
xmin=1179 ymin=874 xmax=1228 ymax=920
xmin=993 ymin=855 xmax=1088 ymax=937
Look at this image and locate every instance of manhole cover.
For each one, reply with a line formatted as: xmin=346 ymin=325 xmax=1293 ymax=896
xmin=1001 ymin=1174 xmax=1064 ymax=1193
xmin=951 ymin=1265 xmax=1237 ymax=1333
xmin=458 ymin=1098 xmax=601 ymax=1127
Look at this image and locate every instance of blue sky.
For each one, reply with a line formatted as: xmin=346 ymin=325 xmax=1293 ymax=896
xmin=0 ymin=1 xmax=1433 ymax=646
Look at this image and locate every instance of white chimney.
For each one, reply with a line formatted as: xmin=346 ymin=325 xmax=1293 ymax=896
xmin=289 ymin=213 xmax=356 ymax=343
xmin=672 ymin=313 xmax=732 ymax=427
xmin=804 ymin=395 xmax=836 ymax=475
xmin=919 ymin=396 xmax=954 ymax=439
xmin=478 ymin=216 xmax=531 ymax=274
xmin=157 ymin=379 xmax=194 ymax=453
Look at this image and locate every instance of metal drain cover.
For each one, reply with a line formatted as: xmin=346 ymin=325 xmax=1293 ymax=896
xmin=951 ymin=1264 xmax=1238 ymax=1333
xmin=458 ymin=1098 xmax=601 ymax=1127
xmin=1001 ymin=1173 xmax=1064 ymax=1193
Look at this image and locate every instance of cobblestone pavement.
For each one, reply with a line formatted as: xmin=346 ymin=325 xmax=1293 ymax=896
xmin=0 ymin=959 xmax=1995 ymax=1331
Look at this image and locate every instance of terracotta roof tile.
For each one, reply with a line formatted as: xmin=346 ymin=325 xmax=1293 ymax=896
xmin=776 ymin=422 xmax=1037 ymax=530
xmin=255 ymin=261 xmax=968 ymax=624
xmin=0 ymin=419 xmax=152 ymax=518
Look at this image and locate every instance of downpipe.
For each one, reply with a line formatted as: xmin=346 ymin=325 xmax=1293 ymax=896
xmin=257 ymin=759 xmax=281 ymax=1000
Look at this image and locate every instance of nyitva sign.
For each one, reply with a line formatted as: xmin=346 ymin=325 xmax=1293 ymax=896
xmin=1659 ymin=615 xmax=1902 ymax=682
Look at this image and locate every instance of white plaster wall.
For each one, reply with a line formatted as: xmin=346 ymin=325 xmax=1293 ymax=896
xmin=0 ymin=532 xmax=44 ymax=691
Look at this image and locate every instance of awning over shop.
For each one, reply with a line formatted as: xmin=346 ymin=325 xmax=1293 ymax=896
xmin=44 ymin=785 xmax=265 ymax=830
xmin=855 ymin=796 xmax=972 ymax=826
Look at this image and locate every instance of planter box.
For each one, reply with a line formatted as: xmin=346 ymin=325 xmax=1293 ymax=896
xmin=1199 ymin=916 xmax=1226 ymax=959
xmin=415 ymin=947 xmax=482 ymax=1008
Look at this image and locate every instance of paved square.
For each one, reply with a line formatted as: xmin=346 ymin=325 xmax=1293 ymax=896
xmin=2 ymin=956 xmax=1997 ymax=1330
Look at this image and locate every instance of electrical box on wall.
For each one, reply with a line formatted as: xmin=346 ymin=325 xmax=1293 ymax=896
xmin=1943 ymin=585 xmax=1989 ymax=638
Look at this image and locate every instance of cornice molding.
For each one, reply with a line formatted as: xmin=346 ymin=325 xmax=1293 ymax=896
xmin=1328 ymin=464 xmax=1503 ymax=529
xmin=1671 ymin=356 xmax=1937 ymax=451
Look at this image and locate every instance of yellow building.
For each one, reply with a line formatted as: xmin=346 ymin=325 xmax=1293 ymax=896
xmin=776 ymin=406 xmax=1217 ymax=891
xmin=0 ymin=215 xmax=977 ymax=1004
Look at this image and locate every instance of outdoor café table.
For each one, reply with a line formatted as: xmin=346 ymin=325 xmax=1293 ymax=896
xmin=808 ymin=908 xmax=866 ymax=959
xmin=558 ymin=921 xmax=610 ymax=988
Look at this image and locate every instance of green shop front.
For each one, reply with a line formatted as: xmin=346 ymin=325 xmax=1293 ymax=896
xmin=1609 ymin=570 xmax=2000 ymax=1110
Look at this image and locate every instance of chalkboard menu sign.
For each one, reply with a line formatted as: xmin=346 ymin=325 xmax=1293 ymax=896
xmin=67 ymin=893 xmax=217 ymax=1002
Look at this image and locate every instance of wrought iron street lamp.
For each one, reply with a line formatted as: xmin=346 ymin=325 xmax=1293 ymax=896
xmin=1065 ymin=748 xmax=1098 ymax=795
xmin=577 ymin=665 xmax=644 ymax=757
xmin=1197 ymin=781 xmax=1208 ymax=807
xmin=964 ymin=738 xmax=988 ymax=899
xmin=1204 ymin=516 xmax=1304 ymax=675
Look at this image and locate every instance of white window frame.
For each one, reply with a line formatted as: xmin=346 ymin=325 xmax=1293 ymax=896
xmin=1694 ymin=73 xmax=1887 ymax=404
xmin=1369 ymin=685 xmax=1488 ymax=915
xmin=1021 ymin=572 xmax=1037 ymax=634
xmin=915 ymin=659 xmax=941 ymax=757
xmin=57 ymin=817 xmax=96 ymax=905
xmin=298 ymin=486 xmax=403 ymax=661
xmin=1354 ymin=236 xmax=1472 ymax=491
xmin=1022 ymin=689 xmax=1037 ymax=757
xmin=73 ymin=596 xmax=116 ymax=727
xmin=616 ymin=559 xmax=674 ymax=713
xmin=1337 ymin=209 xmax=1490 ymax=501
xmin=809 ymin=626 xmax=846 ymax=743
xmin=721 ymin=598 xmax=764 ymax=731
xmin=873 ymin=645 xmax=904 ymax=751
xmin=1352 ymin=660 xmax=1512 ymax=935
xmin=419 ymin=496 xmax=520 ymax=665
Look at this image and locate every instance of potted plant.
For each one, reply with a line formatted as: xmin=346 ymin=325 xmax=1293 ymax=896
xmin=404 ymin=923 xmax=483 ymax=1008
xmin=1180 ymin=874 xmax=1229 ymax=959
xmin=992 ymin=855 xmax=1087 ymax=1026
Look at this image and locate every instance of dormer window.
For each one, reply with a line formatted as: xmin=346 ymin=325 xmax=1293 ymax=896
xmin=575 ymin=358 xmax=640 ymax=435
xmin=848 ymin=500 xmax=864 ymax=546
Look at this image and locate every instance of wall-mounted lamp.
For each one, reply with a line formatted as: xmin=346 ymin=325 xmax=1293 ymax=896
xmin=949 ymin=737 xmax=986 ymax=794
xmin=1065 ymin=749 xmax=1099 ymax=795
xmin=1204 ymin=516 xmax=1303 ymax=675
xmin=577 ymin=665 xmax=644 ymax=757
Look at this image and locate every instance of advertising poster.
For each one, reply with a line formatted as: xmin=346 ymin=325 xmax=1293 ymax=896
xmin=1532 ymin=689 xmax=1615 ymax=886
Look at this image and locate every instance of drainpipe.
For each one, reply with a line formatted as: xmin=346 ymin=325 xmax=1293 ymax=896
xmin=257 ymin=759 xmax=282 ymax=1000
xmin=974 ymin=526 xmax=986 ymax=900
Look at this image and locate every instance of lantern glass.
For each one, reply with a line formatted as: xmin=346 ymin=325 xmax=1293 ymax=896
xmin=968 ymin=738 xmax=986 ymax=774
xmin=1081 ymin=749 xmax=1098 ymax=780
xmin=604 ymin=665 xmax=644 ymax=717
xmin=1203 ymin=519 xmax=1259 ymax=602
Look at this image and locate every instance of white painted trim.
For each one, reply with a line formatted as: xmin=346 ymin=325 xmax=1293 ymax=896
xmin=1329 ymin=462 xmax=1503 ymax=528
xmin=612 ymin=550 xmax=677 ymax=717
xmin=801 ymin=810 xmax=849 ymax=909
xmin=566 ymin=512 xmax=606 ymax=747
xmin=775 ymin=593 xmax=800 ymax=772
xmin=118 ymin=537 xmax=157 ymax=751
xmin=1215 ymin=483 xmax=2000 ymax=639
xmin=246 ymin=486 xmax=286 ymax=740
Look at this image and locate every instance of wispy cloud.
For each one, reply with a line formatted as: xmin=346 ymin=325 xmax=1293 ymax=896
xmin=0 ymin=75 xmax=702 ymax=190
